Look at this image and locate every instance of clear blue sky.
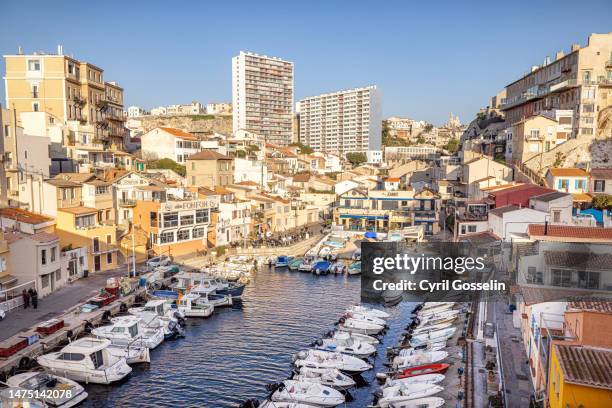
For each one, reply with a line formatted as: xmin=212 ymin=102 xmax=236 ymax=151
xmin=1 ymin=0 xmax=611 ymax=125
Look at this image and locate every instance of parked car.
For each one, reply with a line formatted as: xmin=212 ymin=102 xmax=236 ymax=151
xmin=146 ymin=255 xmax=172 ymax=269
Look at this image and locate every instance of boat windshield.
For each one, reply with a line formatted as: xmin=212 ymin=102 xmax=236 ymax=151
xmin=111 ymin=327 xmax=126 ymax=333
xmin=128 ymin=324 xmax=139 ymax=338
xmin=90 ymin=349 xmax=104 ymax=369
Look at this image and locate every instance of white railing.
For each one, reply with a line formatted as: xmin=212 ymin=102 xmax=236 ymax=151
xmin=0 ymin=280 xmax=36 ymax=313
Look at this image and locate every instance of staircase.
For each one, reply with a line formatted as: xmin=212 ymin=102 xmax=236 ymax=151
xmin=522 ymin=135 xmax=595 ymax=177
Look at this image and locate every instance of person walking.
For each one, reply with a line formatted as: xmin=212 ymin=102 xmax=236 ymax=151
xmin=31 ymin=288 xmax=38 ymax=309
xmin=22 ymin=289 xmax=29 ymax=309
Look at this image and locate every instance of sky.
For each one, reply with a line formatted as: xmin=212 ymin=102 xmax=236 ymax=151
xmin=1 ymin=0 xmax=612 ymax=125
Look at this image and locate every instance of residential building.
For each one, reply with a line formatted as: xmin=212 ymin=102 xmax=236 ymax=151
xmin=127 ymin=106 xmax=146 ymax=117
xmin=232 ymin=51 xmax=294 ymax=145
xmin=511 ymin=114 xmax=569 ymax=163
xmin=548 ymin=344 xmax=612 ymax=408
xmin=111 ymin=171 xmax=168 ymax=227
xmin=213 ymin=187 xmax=251 ymax=247
xmin=186 ymin=150 xmax=234 ymax=189
xmin=298 ymin=85 xmax=382 ymax=155
xmin=206 ymin=102 xmax=231 ymax=114
xmin=501 ymin=33 xmax=612 ymax=138
xmin=527 ymin=224 xmax=612 ymax=243
xmin=385 ymin=145 xmax=440 ymax=161
xmin=366 ymin=150 xmax=383 ymax=165
xmin=0 ymin=208 xmax=55 ymax=234
xmin=55 ymin=206 xmax=118 ymax=273
xmin=564 ymin=300 xmax=612 ymax=348
xmin=545 ymin=168 xmax=590 ymax=194
xmin=0 ymin=231 xmax=13 ymax=291
xmin=0 ymin=107 xmax=19 ymax=206
xmin=488 ymin=205 xmax=548 ymax=240
xmin=485 ymin=183 xmax=555 ymax=208
xmin=384 ymin=116 xmax=424 ymax=138
xmin=234 ymin=157 xmax=267 ymax=186
xmin=132 ymin=193 xmax=218 ymax=257
xmin=141 ymin=127 xmax=201 ymax=163
xmin=3 ymin=46 xmax=126 ymax=148
xmin=5 ymin=231 xmax=63 ymax=298
xmin=166 ymin=102 xmax=205 ymax=115
xmin=590 ymin=168 xmax=612 ymax=195
xmin=150 ymin=106 xmax=167 ymax=116
xmin=528 ymin=191 xmax=574 ymax=224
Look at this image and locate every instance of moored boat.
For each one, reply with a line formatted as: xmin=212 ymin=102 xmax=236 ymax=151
xmin=396 ymin=363 xmax=450 ymax=378
xmin=293 ymin=349 xmax=372 ymax=374
xmin=294 ymin=367 xmax=355 ymax=391
xmin=6 ymin=372 xmax=88 ymax=408
xmin=268 ymin=380 xmax=345 ymax=407
xmin=392 ymin=351 xmax=448 ymax=370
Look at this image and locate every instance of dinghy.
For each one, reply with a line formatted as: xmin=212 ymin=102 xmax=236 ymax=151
xmin=409 ymin=328 xmax=456 ymax=347
xmin=377 ymin=384 xmax=444 ymax=407
xmin=268 ymin=380 xmax=345 ymax=407
xmin=344 ymin=311 xmax=386 ymax=327
xmin=393 ymin=351 xmax=448 ymax=370
xmin=313 ymin=332 xmax=376 ymax=358
xmin=346 ymin=305 xmax=390 ymax=320
xmin=379 ymin=396 xmax=445 ymax=408
xmin=415 ymin=313 xmax=458 ymax=328
xmin=396 ymin=363 xmax=450 ymax=378
xmin=293 ymin=349 xmax=372 ymax=374
xmin=411 ymin=322 xmax=453 ymax=335
xmin=294 ymin=367 xmax=356 ymax=391
xmin=7 ymin=372 xmax=88 ymax=407
xmin=327 ymin=330 xmax=379 ymax=345
xmin=338 ymin=318 xmax=384 ymax=335
xmin=383 ymin=374 xmax=445 ymax=388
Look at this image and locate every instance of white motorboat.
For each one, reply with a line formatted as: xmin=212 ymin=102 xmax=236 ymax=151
xmin=106 ymin=343 xmax=150 ymax=364
xmin=346 ymin=305 xmax=390 ymax=320
xmin=411 ymin=322 xmax=453 ymax=335
xmin=7 ymin=372 xmax=88 ymax=407
xmin=415 ymin=313 xmax=458 ymax=327
xmin=92 ymin=315 xmax=164 ymax=349
xmin=37 ymin=338 xmax=132 ymax=384
xmin=294 ymin=367 xmax=355 ymax=391
xmin=294 ymin=349 xmax=372 ymax=374
xmin=318 ymin=246 xmax=332 ymax=258
xmin=382 ymin=289 xmax=403 ymax=305
xmin=378 ymin=391 xmax=445 ymax=408
xmin=189 ymin=281 xmax=233 ymax=307
xmin=328 ymin=330 xmax=379 ymax=345
xmin=313 ymin=332 xmax=376 ymax=358
xmin=344 ymin=311 xmax=386 ymax=327
xmin=338 ymin=318 xmax=384 ymax=335
xmin=383 ymin=374 xmax=445 ymax=388
xmin=177 ymin=293 xmax=214 ymax=317
xmin=409 ymin=328 xmax=456 ymax=346
xmin=269 ymin=380 xmax=345 ymax=407
xmin=298 ymin=259 xmax=315 ymax=272
xmin=392 ymin=351 xmax=448 ymax=370
xmin=397 ymin=342 xmax=446 ymax=357
xmin=128 ymin=300 xmax=185 ymax=339
xmin=419 ymin=302 xmax=455 ymax=311
xmin=416 ymin=304 xmax=455 ymax=317
xmin=129 ymin=299 xmax=183 ymax=321
xmin=258 ymin=400 xmax=320 ymax=408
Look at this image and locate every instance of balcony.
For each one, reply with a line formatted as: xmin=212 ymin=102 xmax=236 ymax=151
xmin=119 ymin=199 xmax=137 ymax=207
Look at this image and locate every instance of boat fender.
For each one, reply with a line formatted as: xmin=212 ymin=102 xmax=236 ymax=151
xmin=84 ymin=321 xmax=94 ymax=333
xmin=66 ymin=330 xmax=74 ymax=340
xmin=325 ymin=330 xmax=334 ymax=338
xmin=102 ymin=311 xmax=111 ymax=321
xmin=375 ymin=372 xmax=388 ymax=381
xmin=239 ymin=398 xmax=260 ymax=408
xmin=338 ymin=317 xmax=346 ymax=324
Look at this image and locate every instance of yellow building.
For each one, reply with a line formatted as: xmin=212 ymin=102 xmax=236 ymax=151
xmin=548 ymin=344 xmax=612 ymax=408
xmin=3 ymin=46 xmax=125 ymax=149
xmin=55 ymin=207 xmax=118 ymax=273
xmin=186 ymin=150 xmax=234 ymax=189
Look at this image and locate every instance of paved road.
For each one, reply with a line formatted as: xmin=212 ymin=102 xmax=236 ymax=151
xmin=493 ymin=300 xmax=534 ymax=408
xmin=0 ymin=267 xmax=128 ymax=341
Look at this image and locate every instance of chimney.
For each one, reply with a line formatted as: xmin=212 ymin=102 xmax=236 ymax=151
xmin=571 ymin=43 xmax=580 ymax=52
xmin=17 ymin=46 xmax=23 ymax=55
xmin=555 ymin=51 xmax=565 ymax=60
xmin=57 ymin=44 xmax=63 ymax=55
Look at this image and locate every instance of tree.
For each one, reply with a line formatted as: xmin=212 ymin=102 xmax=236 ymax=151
xmin=592 ymin=194 xmax=612 ymax=210
xmin=423 ymin=123 xmax=434 ymax=133
xmin=289 ymin=142 xmax=314 ymax=155
xmin=148 ymin=158 xmax=186 ymax=176
xmin=346 ymin=152 xmax=367 ymax=167
xmin=416 ymin=135 xmax=426 ymax=145
xmin=444 ymin=138 xmax=460 ymax=153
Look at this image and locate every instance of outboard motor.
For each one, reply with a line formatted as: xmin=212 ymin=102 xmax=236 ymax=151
xmin=265 ymin=382 xmax=284 ymax=394
xmin=324 ymin=330 xmax=334 ymax=338
xmin=174 ymin=311 xmax=186 ymax=327
xmin=239 ymin=398 xmax=260 ymax=408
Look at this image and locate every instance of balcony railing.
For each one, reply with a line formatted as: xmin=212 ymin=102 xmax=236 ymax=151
xmin=119 ymin=199 xmax=137 ymax=207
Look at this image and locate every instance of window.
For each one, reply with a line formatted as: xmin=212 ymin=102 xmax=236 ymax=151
xmin=177 ymin=230 xmax=190 ymax=241
xmin=468 ymin=225 xmax=477 ymax=233
xmin=106 ymin=253 xmax=113 ymax=264
xmin=529 ymin=129 xmax=540 ymax=138
xmin=58 ymin=353 xmax=85 ymax=361
xmin=577 ymin=271 xmax=599 ymax=289
xmin=191 ymin=176 xmax=196 ymax=185
xmin=95 ymin=186 xmax=108 ymax=195
xmin=551 ymin=269 xmax=572 ymax=287
xmin=461 ymin=225 xmax=466 ymax=235
xmin=196 ymin=209 xmax=209 ymax=224
xmin=51 ymin=247 xmax=57 ymax=262
xmin=527 ymin=267 xmax=543 ymax=284
xmin=575 ymin=179 xmax=585 ymax=190
xmin=582 ymin=104 xmax=594 ymax=113
xmin=594 ymin=180 xmax=605 ymax=192
xmin=27 ymin=59 xmax=41 ymax=71
xmin=180 ymin=214 xmax=194 ymax=225
xmin=32 ymin=102 xmax=39 ymax=112
xmin=76 ymin=214 xmax=96 ymax=228
xmin=41 ymin=249 xmax=47 ymax=265
xmin=159 ymin=231 xmax=174 ymax=244
xmin=90 ymin=350 xmax=104 ymax=369
xmin=163 ymin=212 xmax=178 ymax=228
xmin=92 ymin=237 xmax=100 ymax=252
xmin=55 ymin=269 xmax=61 ymax=281
xmin=191 ymin=162 xmax=195 ymax=170
xmin=106 ymin=234 xmax=111 ymax=244
xmin=552 ymin=210 xmax=561 ymax=223
xmin=192 ymin=227 xmax=205 ymax=238
xmin=41 ymin=274 xmax=49 ymax=288
xmin=3 ymin=125 xmax=9 ymax=137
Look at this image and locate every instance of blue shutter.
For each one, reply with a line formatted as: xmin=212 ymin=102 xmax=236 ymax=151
xmin=558 ymin=179 xmax=563 ymax=189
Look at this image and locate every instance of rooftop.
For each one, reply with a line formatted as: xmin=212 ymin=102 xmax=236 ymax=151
xmin=488 ymin=204 xmax=521 ymax=216
xmin=187 ymin=150 xmax=231 ymax=160
xmin=53 ymin=173 xmax=96 ymax=184
xmin=528 ymin=225 xmax=612 ymax=241
xmin=567 ymin=298 xmax=612 ymax=313
xmin=58 ymin=206 xmax=98 ymax=215
xmin=591 ymin=168 xmax=612 ymax=179
xmin=555 ymin=344 xmax=612 ymax=389
xmin=544 ymin=251 xmax=612 ymax=271
xmin=158 ymin=127 xmax=197 ymax=140
xmin=0 ymin=208 xmax=54 ymax=225
xmin=5 ymin=231 xmax=59 ymax=244
xmin=531 ymin=191 xmax=571 ymax=202
xmin=547 ymin=168 xmax=589 ymax=177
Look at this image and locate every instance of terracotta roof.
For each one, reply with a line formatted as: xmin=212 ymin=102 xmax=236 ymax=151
xmin=53 ymin=173 xmax=96 ymax=183
xmin=5 ymin=231 xmax=59 ymax=244
xmin=519 ymin=286 xmax=593 ymax=306
xmin=555 ymin=344 xmax=612 ymax=389
xmin=567 ymin=298 xmax=612 ymax=313
xmin=187 ymin=150 xmax=231 ymax=160
xmin=528 ymin=225 xmax=612 ymax=241
xmin=58 ymin=206 xmax=98 ymax=215
xmin=572 ymin=193 xmax=592 ymax=202
xmin=158 ymin=127 xmax=197 ymax=140
xmin=46 ymin=178 xmax=83 ymax=188
xmin=293 ymin=173 xmax=311 ymax=182
xmin=0 ymin=208 xmax=54 ymax=225
xmin=547 ymin=168 xmax=589 ymax=177
xmin=591 ymin=168 xmax=612 ymax=179
xmin=214 ymin=186 xmax=233 ymax=195
xmin=237 ymin=180 xmax=259 ymax=187
xmin=385 ymin=177 xmax=400 ymax=182
xmin=459 ymin=231 xmax=500 ymax=245
xmin=544 ymin=250 xmax=612 ymax=271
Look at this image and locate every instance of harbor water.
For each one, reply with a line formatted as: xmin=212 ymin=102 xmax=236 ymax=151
xmin=82 ymin=266 xmax=415 ymax=407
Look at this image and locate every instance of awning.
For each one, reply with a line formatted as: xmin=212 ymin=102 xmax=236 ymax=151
xmin=0 ymin=275 xmax=17 ymax=286
xmin=572 ymin=193 xmax=592 ymax=203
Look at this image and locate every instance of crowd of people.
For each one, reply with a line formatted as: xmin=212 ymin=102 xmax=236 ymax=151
xmin=21 ymin=287 xmax=39 ymax=309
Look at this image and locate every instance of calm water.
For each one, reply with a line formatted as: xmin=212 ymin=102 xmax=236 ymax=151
xmin=82 ymin=266 xmax=415 ymax=408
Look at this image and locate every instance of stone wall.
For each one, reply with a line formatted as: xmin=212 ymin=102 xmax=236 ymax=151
xmin=139 ymin=114 xmax=233 ymax=135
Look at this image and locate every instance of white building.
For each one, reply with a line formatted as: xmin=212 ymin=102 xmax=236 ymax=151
xmin=232 ymin=51 xmax=294 ymax=146
xmin=367 ymin=150 xmax=383 ymax=164
xmin=488 ymin=205 xmax=548 ymax=241
xmin=150 ymin=106 xmax=167 ymax=116
xmin=127 ymin=106 xmax=146 ymax=117
xmin=298 ymin=85 xmax=382 ymax=155
xmin=141 ymin=127 xmax=201 ymax=164
xmin=234 ymin=157 xmax=268 ymax=186
xmin=206 ymin=103 xmax=232 ymax=115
